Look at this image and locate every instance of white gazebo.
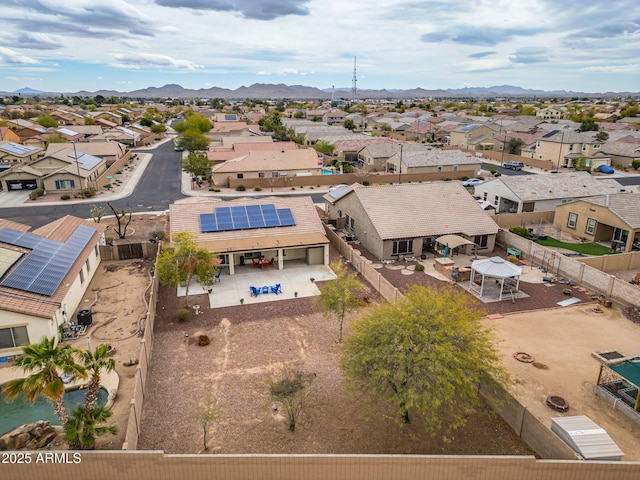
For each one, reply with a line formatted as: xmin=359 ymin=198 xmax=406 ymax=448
xmin=470 ymin=256 xmax=522 ymax=301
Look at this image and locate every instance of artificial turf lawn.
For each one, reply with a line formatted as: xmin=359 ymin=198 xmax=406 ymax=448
xmin=534 ymin=237 xmax=613 ymax=256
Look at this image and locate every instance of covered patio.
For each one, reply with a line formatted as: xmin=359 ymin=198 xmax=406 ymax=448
xmin=176 ymin=260 xmax=337 ymax=309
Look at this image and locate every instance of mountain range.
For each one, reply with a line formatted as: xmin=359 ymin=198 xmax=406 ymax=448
xmin=4 ymin=83 xmax=637 ymax=100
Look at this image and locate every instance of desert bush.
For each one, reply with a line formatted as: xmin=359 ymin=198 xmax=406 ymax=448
xmin=415 ymin=263 xmax=425 ymax=272
xmin=507 ymin=255 xmax=519 ymax=264
xmin=177 ymin=308 xmax=190 ymax=323
xmin=632 ymin=160 xmax=640 ymax=170
xmin=60 ymin=194 xmax=71 ymax=200
xmin=82 ymin=187 xmax=96 ymax=198
xmin=198 ymin=335 xmax=210 ymax=346
xmin=235 ymin=184 xmax=246 ymax=191
xmin=254 ymin=186 xmax=262 ymax=191
xmin=509 ymin=226 xmax=529 ymax=238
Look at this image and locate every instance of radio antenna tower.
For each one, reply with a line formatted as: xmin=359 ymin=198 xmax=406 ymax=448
xmin=351 ymin=56 xmax=357 ymax=104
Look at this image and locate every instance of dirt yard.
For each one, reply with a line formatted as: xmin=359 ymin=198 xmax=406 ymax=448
xmin=137 ymin=290 xmax=535 ymax=455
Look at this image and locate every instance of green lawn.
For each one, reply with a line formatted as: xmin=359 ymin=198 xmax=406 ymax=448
xmin=534 ymin=237 xmax=612 ymax=256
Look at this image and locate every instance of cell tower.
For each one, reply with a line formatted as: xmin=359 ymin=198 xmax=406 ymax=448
xmin=351 ymin=56 xmax=357 ymax=104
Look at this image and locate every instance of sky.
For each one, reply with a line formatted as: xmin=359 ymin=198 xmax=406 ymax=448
xmin=0 ymin=0 xmax=638 ymax=94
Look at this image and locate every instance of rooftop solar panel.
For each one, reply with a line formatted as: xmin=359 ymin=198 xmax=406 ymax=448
xmin=199 ymin=204 xmax=296 ymax=233
xmin=542 ymin=129 xmax=560 ymax=138
xmin=0 ymin=224 xmax=96 ymax=296
xmin=0 ymin=142 xmax=39 ymax=155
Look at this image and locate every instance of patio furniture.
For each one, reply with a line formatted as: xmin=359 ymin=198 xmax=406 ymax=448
xmin=261 ymin=286 xmax=269 ymax=294
xmin=252 ymin=259 xmax=261 ymax=268
xmin=249 ymin=286 xmax=260 ymax=297
xmin=214 ymin=271 xmax=221 ymax=283
xmin=271 ymin=284 xmax=282 ymax=294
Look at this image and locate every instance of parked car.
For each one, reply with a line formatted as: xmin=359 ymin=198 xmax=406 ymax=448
xmin=503 ymin=161 xmax=524 ymax=170
xmin=598 ymin=165 xmax=615 ymax=174
xmin=461 ymin=178 xmax=484 ymax=187
xmin=329 ymin=184 xmax=349 ymax=191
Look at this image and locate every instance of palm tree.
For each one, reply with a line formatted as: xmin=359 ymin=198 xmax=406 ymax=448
xmin=1 ymin=337 xmax=86 ymax=429
xmin=64 ymin=404 xmax=117 ymax=450
xmin=80 ymin=343 xmax=115 ymax=413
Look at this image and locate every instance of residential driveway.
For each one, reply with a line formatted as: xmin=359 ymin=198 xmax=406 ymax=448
xmin=0 ymin=190 xmax=30 ymax=207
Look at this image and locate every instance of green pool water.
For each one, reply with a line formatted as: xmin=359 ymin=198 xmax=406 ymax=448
xmin=0 ymin=386 xmax=108 ymax=435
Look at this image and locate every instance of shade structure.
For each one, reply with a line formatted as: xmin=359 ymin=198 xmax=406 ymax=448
xmin=435 ymin=234 xmax=475 ymax=249
xmin=470 ymin=256 xmax=522 ymax=301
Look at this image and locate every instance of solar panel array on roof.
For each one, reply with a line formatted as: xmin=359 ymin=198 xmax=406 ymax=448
xmin=0 ymin=224 xmax=96 ymax=296
xmin=224 ymin=114 xmax=238 ymax=121
xmin=0 ymin=142 xmax=39 ymax=155
xmin=58 ymin=127 xmax=79 ymax=136
xmin=542 ymin=129 xmax=560 ymax=138
xmin=68 ymin=152 xmax=103 ymax=171
xmin=200 ymin=204 xmax=295 ymax=233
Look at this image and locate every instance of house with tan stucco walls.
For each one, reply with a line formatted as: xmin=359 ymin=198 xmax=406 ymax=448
xmin=0 ymin=216 xmax=105 ymax=359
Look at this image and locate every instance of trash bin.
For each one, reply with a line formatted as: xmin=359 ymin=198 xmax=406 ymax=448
xmin=77 ymin=309 xmax=93 ymax=326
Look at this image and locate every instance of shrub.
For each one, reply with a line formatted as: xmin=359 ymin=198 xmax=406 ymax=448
xmin=460 ymin=176 xmax=469 ymax=181
xmin=33 ymin=188 xmax=45 ymax=197
xmin=509 ymin=226 xmax=530 ymax=238
xmin=507 ymin=255 xmax=519 ymax=264
xmin=82 ymin=187 xmax=96 ymax=198
xmin=104 ymin=183 xmax=112 ymax=190
xmin=235 ymin=184 xmax=246 ymax=191
xmin=213 ymin=188 xmax=221 ymax=192
xmin=60 ymin=194 xmax=71 ymax=200
xmin=253 ymin=186 xmax=262 ymax=191
xmin=150 ymin=229 xmax=167 ymax=240
xmin=208 ymin=188 xmax=215 ymax=191
xmin=415 ymin=263 xmax=425 ymax=272
xmin=362 ymin=180 xmax=370 ymax=186
xmin=177 ymin=308 xmax=190 ymax=323
xmin=632 ymin=159 xmax=640 ymax=170
xmin=29 ymin=191 xmax=39 ymax=200
xmin=116 ymin=170 xmax=123 ymax=174
xmin=198 ymin=335 xmax=210 ymax=346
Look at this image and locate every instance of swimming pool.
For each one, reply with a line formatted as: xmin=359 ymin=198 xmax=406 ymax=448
xmin=322 ymin=168 xmax=339 ymax=175
xmin=0 ymin=386 xmax=108 ymax=435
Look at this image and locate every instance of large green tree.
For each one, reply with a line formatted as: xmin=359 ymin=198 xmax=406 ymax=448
xmin=176 ymin=130 xmax=210 ymax=153
xmin=1 ymin=337 xmax=87 ymax=429
xmin=156 ymin=232 xmax=219 ymax=307
xmin=316 ymin=261 xmax=366 ymax=342
xmin=182 ymin=153 xmax=211 ymax=179
xmin=35 ymin=114 xmax=59 ymax=128
xmin=340 ymin=286 xmax=507 ymax=440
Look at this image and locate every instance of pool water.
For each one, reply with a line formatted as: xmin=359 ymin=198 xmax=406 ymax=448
xmin=322 ymin=168 xmax=339 ymax=175
xmin=0 ymin=387 xmax=108 ymax=435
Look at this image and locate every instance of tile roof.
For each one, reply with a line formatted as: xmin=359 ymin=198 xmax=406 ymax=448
xmin=494 ymin=172 xmax=624 ymax=201
xmin=212 ymin=148 xmax=321 ymax=173
xmin=400 ymin=146 xmax=480 ymax=167
xmin=347 ymin=182 xmax=499 ymax=240
xmin=583 ymin=193 xmax=640 ymax=228
xmin=169 ymin=196 xmax=328 ymax=253
xmin=0 ymin=216 xmax=105 ymax=319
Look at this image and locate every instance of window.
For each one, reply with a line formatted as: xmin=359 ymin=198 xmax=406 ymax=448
xmin=594 ymin=144 xmax=600 ymax=149
xmin=271 ymin=171 xmax=279 ymax=178
xmin=345 ymin=214 xmax=350 ymax=229
xmin=567 ymin=213 xmax=577 ymax=229
xmin=437 ymin=166 xmax=442 ymax=172
xmin=483 ymin=192 xmax=488 ymax=201
xmin=79 ymin=269 xmax=84 ymax=284
xmin=236 ymin=173 xmax=244 ymax=179
xmin=258 ymin=172 xmax=265 ymax=178
xmin=453 ymin=165 xmax=458 ymax=171
xmin=474 ymin=235 xmax=488 ymax=248
xmin=612 ymin=227 xmax=628 ymax=244
xmin=0 ymin=326 xmax=29 ymax=349
xmin=585 ymin=218 xmax=596 ymax=235
xmin=581 ymin=144 xmax=587 ymax=151
xmin=494 ymin=195 xmax=499 ymax=206
xmin=54 ymin=179 xmax=75 ymax=189
xmin=86 ymin=258 xmax=91 ymax=272
xmin=94 ymin=245 xmax=99 ymax=257
xmin=393 ymin=239 xmax=413 ymax=256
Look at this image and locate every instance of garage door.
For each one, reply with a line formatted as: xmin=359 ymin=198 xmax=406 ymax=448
xmin=7 ymin=180 xmax=38 ymax=190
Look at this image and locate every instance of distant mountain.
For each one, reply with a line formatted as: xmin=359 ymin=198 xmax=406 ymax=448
xmin=1 ymin=83 xmax=636 ymax=100
xmin=13 ymin=87 xmax=45 ymax=95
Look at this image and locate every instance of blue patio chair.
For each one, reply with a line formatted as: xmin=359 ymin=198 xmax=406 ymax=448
xmin=271 ymin=284 xmax=282 ymax=294
xmin=214 ymin=270 xmax=222 ymax=283
xmin=249 ymin=286 xmax=260 ymax=297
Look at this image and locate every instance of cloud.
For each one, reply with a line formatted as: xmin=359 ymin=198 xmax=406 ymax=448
xmin=4 ymin=0 xmax=157 ymax=39
xmin=468 ymin=51 xmax=496 ymax=59
xmin=564 ymin=18 xmax=640 ymax=46
xmin=422 ymin=26 xmax=540 ymax=47
xmin=257 ymin=67 xmax=313 ymax=76
xmin=153 ymin=0 xmax=311 ymax=20
xmin=0 ymin=47 xmax=39 ymax=64
xmin=509 ymin=47 xmax=550 ymax=64
xmin=111 ymin=52 xmax=203 ymax=70
xmin=8 ymin=33 xmax=66 ymax=50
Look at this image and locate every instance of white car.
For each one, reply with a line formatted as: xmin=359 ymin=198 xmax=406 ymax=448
xmin=329 ymin=184 xmax=349 ymax=191
xmin=461 ymin=178 xmax=484 ymax=187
